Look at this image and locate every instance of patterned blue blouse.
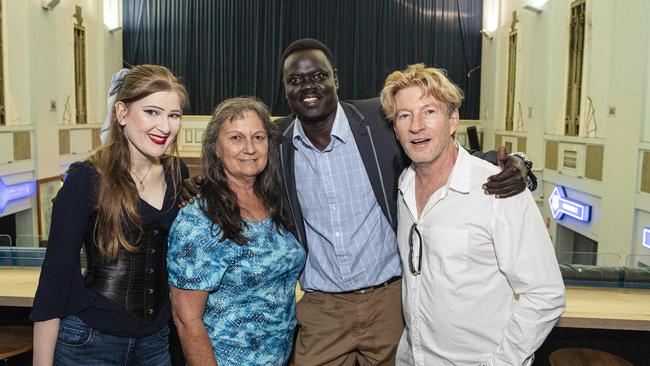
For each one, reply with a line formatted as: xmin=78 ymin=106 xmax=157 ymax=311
xmin=168 ymin=201 xmax=306 ymax=366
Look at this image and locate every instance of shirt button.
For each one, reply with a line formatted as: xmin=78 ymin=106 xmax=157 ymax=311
xmin=148 ymin=288 xmax=154 ymax=294
xmin=152 ymin=229 xmax=159 ymax=235
xmin=330 ymin=205 xmax=336 ymax=210
xmin=147 ymin=268 xmax=154 ymax=274
xmin=148 ymin=308 xmax=154 ymax=315
xmin=149 ymin=248 xmax=156 ymax=254
xmin=335 ymin=232 xmax=340 ymax=238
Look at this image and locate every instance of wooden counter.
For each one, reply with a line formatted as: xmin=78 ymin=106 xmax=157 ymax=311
xmin=2 ymin=269 xmax=650 ymax=332
xmin=0 ymin=267 xmax=40 ymax=307
xmin=556 ymin=286 xmax=650 ymax=331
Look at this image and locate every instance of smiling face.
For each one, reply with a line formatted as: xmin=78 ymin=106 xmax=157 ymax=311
xmin=117 ymin=91 xmax=182 ymax=161
xmin=393 ymin=85 xmax=459 ymax=169
xmin=216 ymin=111 xmax=269 ymax=185
xmin=282 ymin=49 xmax=339 ymax=124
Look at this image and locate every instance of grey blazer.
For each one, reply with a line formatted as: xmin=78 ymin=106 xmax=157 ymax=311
xmin=276 ymin=98 xmax=409 ymax=250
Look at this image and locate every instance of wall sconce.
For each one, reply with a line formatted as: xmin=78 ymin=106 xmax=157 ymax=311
xmin=643 ymin=228 xmax=650 ymax=250
xmin=104 ymin=0 xmax=122 ymax=33
xmin=41 ymin=0 xmax=60 ymax=11
xmin=523 ymin=5 xmax=543 ymax=13
xmin=480 ymin=29 xmax=494 ymax=40
xmin=483 ymin=0 xmax=499 ymax=37
xmin=523 ymin=0 xmax=547 ymax=13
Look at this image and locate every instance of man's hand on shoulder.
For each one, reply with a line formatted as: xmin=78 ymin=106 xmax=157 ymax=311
xmin=482 ymin=147 xmax=527 ymax=198
xmin=179 ymin=175 xmax=204 ymax=207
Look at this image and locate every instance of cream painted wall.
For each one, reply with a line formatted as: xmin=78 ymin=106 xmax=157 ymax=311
xmin=0 ymin=0 xmax=122 ymax=245
xmin=480 ymin=0 xmax=650 ymax=265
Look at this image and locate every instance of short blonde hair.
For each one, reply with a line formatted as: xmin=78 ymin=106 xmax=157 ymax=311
xmin=380 ymin=63 xmax=464 ymax=121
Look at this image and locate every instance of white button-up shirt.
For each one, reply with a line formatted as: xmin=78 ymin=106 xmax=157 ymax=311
xmin=395 ymin=145 xmax=565 ymax=366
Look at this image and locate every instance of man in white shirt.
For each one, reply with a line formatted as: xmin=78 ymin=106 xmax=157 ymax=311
xmin=379 ymin=64 xmax=565 ymax=366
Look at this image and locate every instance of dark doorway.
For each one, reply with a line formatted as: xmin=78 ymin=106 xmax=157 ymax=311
xmin=0 ymin=213 xmax=16 ymax=246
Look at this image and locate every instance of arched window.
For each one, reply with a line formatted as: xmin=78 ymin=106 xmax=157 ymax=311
xmin=0 ymin=0 xmax=6 ymax=125
xmin=73 ymin=5 xmax=87 ymax=124
xmin=505 ymin=31 xmax=517 ymax=131
xmin=565 ymin=0 xmax=586 ymax=136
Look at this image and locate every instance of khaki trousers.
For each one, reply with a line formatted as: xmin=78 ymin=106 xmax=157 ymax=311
xmin=290 ymin=279 xmax=405 ymax=366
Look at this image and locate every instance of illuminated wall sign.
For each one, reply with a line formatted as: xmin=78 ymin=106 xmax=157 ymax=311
xmin=643 ymin=228 xmax=650 ymax=250
xmin=0 ymin=179 xmax=36 ymax=213
xmin=548 ymin=185 xmax=591 ymax=222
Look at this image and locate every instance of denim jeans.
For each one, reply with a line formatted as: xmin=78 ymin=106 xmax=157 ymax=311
xmin=54 ymin=315 xmax=171 ymax=366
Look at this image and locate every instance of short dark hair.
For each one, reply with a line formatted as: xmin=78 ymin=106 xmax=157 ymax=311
xmin=281 ymin=38 xmax=336 ymax=74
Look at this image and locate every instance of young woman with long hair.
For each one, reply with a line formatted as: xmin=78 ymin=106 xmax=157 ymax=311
xmin=31 ymin=64 xmax=189 ymax=365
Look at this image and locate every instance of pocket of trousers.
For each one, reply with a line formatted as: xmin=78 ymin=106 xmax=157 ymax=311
xmin=57 ymin=315 xmax=94 ymax=347
xmin=157 ymin=325 xmax=170 ymax=341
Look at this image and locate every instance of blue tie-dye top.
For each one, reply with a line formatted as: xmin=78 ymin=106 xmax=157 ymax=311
xmin=168 ymin=201 xmax=306 ymax=366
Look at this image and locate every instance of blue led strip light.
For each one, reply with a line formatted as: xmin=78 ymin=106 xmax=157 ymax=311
xmin=0 ymin=179 xmax=36 ymax=213
xmin=643 ymin=228 xmax=650 ymax=250
xmin=548 ymin=185 xmax=591 ymax=222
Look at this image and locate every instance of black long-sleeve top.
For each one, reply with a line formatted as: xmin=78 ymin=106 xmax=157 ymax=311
xmin=30 ymin=159 xmax=188 ymax=338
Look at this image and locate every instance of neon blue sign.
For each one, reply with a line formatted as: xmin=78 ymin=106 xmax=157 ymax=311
xmin=0 ymin=179 xmax=36 ymax=213
xmin=548 ymin=185 xmax=591 ymax=222
xmin=643 ymin=228 xmax=650 ymax=250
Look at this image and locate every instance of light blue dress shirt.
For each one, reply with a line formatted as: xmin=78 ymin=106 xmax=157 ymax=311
xmin=292 ymin=103 xmax=402 ymax=292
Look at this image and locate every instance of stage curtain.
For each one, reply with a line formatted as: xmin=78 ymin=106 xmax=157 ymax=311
xmin=123 ymin=0 xmax=482 ymax=118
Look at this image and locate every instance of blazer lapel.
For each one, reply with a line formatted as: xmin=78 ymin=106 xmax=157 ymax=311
xmin=278 ymin=119 xmax=307 ymax=247
xmin=342 ymin=102 xmax=394 ymax=228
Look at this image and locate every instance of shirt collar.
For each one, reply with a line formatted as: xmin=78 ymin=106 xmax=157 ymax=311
xmin=447 ymin=142 xmax=471 ymax=194
xmin=398 ymin=141 xmax=471 ymax=194
xmin=291 ymin=103 xmax=350 ymax=150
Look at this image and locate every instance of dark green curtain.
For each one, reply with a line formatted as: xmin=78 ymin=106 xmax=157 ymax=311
xmin=123 ymin=0 xmax=482 ymax=118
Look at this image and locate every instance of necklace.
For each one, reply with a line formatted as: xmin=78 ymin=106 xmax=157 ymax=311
xmin=131 ymin=164 xmax=153 ymax=191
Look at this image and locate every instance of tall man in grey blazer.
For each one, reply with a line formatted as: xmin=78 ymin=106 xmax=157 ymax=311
xmin=276 ymin=38 xmax=528 ymax=366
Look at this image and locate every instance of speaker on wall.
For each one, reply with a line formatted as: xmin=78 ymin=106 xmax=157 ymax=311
xmin=466 ymin=126 xmax=481 ymax=151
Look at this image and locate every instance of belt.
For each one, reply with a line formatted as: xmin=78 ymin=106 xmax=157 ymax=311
xmin=337 ymin=276 xmax=401 ymax=295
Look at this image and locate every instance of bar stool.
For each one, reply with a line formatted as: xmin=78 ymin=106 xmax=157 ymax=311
xmin=549 ymin=347 xmax=633 ymax=366
xmin=0 ymin=325 xmax=33 ymax=365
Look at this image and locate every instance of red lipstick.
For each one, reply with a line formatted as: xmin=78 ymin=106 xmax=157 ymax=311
xmin=148 ymin=134 xmax=168 ymax=145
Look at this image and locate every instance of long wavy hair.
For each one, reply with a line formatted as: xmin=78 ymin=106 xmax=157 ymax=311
xmin=200 ymin=97 xmax=290 ymax=244
xmin=88 ymin=65 xmax=188 ymax=260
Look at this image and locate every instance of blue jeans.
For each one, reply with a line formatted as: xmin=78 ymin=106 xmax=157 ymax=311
xmin=54 ymin=315 xmax=171 ymax=366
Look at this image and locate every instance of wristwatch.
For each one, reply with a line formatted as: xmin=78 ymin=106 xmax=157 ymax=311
xmin=511 ymin=152 xmax=538 ymax=192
